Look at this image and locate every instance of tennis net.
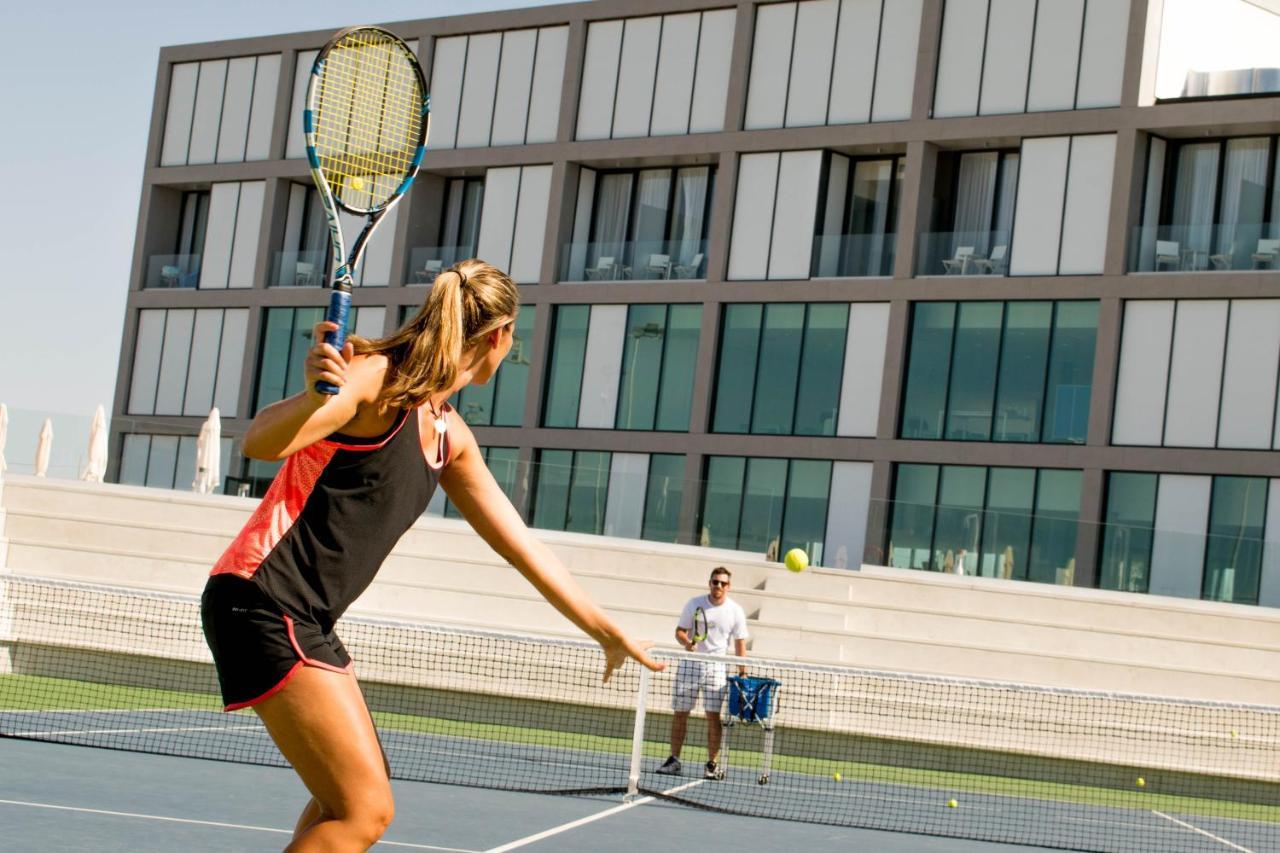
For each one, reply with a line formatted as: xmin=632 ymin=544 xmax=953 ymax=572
xmin=1 ymin=572 xmax=1277 ymax=852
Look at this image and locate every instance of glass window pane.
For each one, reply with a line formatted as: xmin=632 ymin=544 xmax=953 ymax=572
xmin=642 ymin=453 xmax=686 ymax=543
xmin=670 ymin=167 xmax=711 ymax=266
xmin=888 ymin=464 xmax=939 ymax=570
xmin=701 ymin=456 xmax=746 ymax=548
xmin=992 ymin=302 xmax=1052 ymax=442
xmin=456 ymin=378 xmax=496 ymax=426
xmin=632 ymin=168 xmax=673 ymax=252
xmin=542 ymin=306 xmax=590 ymax=427
xmin=981 ymin=468 xmax=1035 ymax=580
xmin=486 ymin=447 xmax=522 ymax=507
xmin=532 ymin=450 xmax=573 ymax=530
xmin=712 ymin=305 xmax=763 ymax=433
xmin=900 ymin=303 xmax=956 ymax=439
xmin=145 ymin=436 xmax=180 ymax=489
xmin=1171 ymin=142 xmax=1221 ymax=259
xmin=283 ymin=308 xmax=324 ymax=400
xmin=751 ymin=304 xmax=805 ymax=435
xmin=794 ymin=304 xmax=849 ymax=436
xmin=782 ymin=459 xmax=832 ymax=566
xmin=741 ymin=458 xmax=788 ymax=556
xmin=945 ymin=302 xmax=1003 ymax=441
xmin=655 ymin=305 xmax=701 ymax=431
xmin=459 ymin=179 xmax=484 ymax=254
xmin=591 ymin=173 xmax=634 ymax=264
xmin=1203 ymin=476 xmax=1267 ymax=605
xmin=1217 ymin=138 xmax=1269 ymax=268
xmin=1029 ymin=469 xmax=1082 ymax=585
xmin=1099 ymin=473 xmax=1158 ymax=593
xmin=119 ymin=435 xmax=151 ymax=486
xmin=493 ymin=308 xmax=536 ymax=427
xmin=1042 ymin=302 xmax=1098 ymax=444
xmin=933 ymin=466 xmax=987 ymax=575
xmin=845 ymin=159 xmax=894 ymax=276
xmin=566 ymin=451 xmax=611 ymax=535
xmin=993 ymin=153 xmax=1019 ymax=240
xmin=255 ymin=308 xmax=295 ymax=412
xmin=616 ymin=304 xmax=668 ymax=430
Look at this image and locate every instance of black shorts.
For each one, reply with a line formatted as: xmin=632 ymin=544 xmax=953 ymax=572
xmin=201 ymin=574 xmax=352 ymax=711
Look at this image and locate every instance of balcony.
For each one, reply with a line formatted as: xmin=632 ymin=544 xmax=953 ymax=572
xmin=811 ymin=233 xmax=896 ymax=278
xmin=1130 ymin=225 xmax=1279 ymax=272
xmin=916 ymin=231 xmax=1010 ymax=277
xmin=406 ymin=246 xmax=475 ymax=284
xmin=144 ymin=254 xmax=201 ymax=289
xmin=560 ymin=240 xmax=707 ymax=283
xmin=271 ymin=250 xmax=328 ymax=287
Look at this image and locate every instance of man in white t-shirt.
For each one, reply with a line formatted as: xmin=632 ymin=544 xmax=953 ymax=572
xmin=655 ymin=566 xmax=749 ymax=780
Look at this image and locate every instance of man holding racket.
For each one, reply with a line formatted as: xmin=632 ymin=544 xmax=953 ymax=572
xmin=655 ymin=566 xmax=748 ymax=780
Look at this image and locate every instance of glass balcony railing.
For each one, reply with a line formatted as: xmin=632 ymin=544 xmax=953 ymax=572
xmin=406 ymin=245 xmax=476 ymax=284
xmin=916 ymin=231 xmax=1011 ymax=277
xmin=271 ymin=250 xmax=329 ymax=287
xmin=811 ymin=233 xmax=896 ymax=277
xmin=144 ymin=254 xmax=201 ymax=289
xmin=560 ymin=240 xmax=708 ymax=282
xmin=1129 ymin=224 xmax=1280 ymax=272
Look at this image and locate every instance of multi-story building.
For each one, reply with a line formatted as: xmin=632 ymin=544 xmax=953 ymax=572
xmin=111 ymin=0 xmax=1280 ymax=607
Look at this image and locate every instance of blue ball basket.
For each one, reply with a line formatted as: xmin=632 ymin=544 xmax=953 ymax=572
xmin=728 ymin=676 xmax=781 ymax=723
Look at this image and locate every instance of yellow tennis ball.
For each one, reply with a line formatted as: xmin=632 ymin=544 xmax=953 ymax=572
xmin=784 ymin=548 xmax=809 ymax=573
xmin=350 ymin=176 xmax=364 ymax=190
xmin=1230 ymin=730 xmax=1238 ymax=739
xmin=832 ymin=772 xmax=842 ymax=782
xmin=947 ymin=799 xmax=958 ymax=808
xmin=1136 ymin=777 xmax=1145 ymax=788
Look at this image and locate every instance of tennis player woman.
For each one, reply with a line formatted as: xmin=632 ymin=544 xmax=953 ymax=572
xmin=201 ymin=259 xmax=664 ymax=851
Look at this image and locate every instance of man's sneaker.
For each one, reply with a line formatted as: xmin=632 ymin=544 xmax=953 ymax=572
xmin=655 ymin=756 xmax=681 ymax=775
xmin=705 ymin=760 xmax=723 ymax=780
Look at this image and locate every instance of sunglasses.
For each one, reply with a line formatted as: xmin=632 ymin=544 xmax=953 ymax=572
xmin=709 ymin=579 xmax=729 ymax=587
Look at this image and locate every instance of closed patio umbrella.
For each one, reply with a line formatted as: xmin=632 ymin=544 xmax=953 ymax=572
xmin=34 ymin=418 xmax=53 ymax=477
xmin=193 ymin=408 xmax=221 ymax=494
xmin=82 ymin=405 xmax=108 ymax=482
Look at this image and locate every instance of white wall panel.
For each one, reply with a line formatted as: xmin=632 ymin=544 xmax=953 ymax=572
xmin=979 ymin=0 xmax=1036 ymax=115
xmin=650 ymin=13 xmax=699 ymax=136
xmin=216 ymin=57 xmax=256 ymax=163
xmin=1219 ymin=300 xmax=1280 ymax=449
xmin=824 ymin=461 xmax=873 ymax=569
xmin=1027 ymin=0 xmax=1084 ymax=111
xmin=786 ymin=0 xmax=839 ymax=127
xmin=577 ymin=21 xmax=623 ymax=140
xmin=188 ymin=60 xmax=228 ymax=165
xmin=457 ymin=33 xmax=502 ymax=148
xmin=827 ymin=0 xmax=880 ymax=124
xmin=1059 ymin=134 xmax=1116 ymax=274
xmin=744 ymin=3 xmax=796 ymax=130
xmin=228 ymin=181 xmax=263 ymax=289
xmin=161 ymin=63 xmax=198 ymax=166
xmin=1260 ymin=480 xmax=1280 ymax=607
xmin=1149 ymin=474 xmax=1212 ymax=599
xmin=184 ymin=310 xmax=223 ymax=416
xmin=214 ymin=309 xmax=248 ymax=417
xmin=568 ymin=168 xmax=596 ymax=277
xmin=933 ymin=0 xmax=987 ymax=118
xmin=491 ymin=30 xmax=537 ymax=146
xmin=353 ymin=306 xmax=386 ymax=340
xmin=612 ymin=17 xmax=662 ymax=139
xmin=1010 ymin=136 xmax=1070 ymax=275
xmin=768 ymin=151 xmax=823 ymax=279
xmin=477 ymin=167 xmax=520 ymax=271
xmin=286 ymin=50 xmax=318 ymax=159
xmin=1112 ymin=300 xmax=1174 ymax=445
xmin=689 ymin=9 xmax=735 ymax=133
xmin=128 ymin=311 xmax=166 ymax=415
xmin=817 ymin=154 xmax=849 ymax=272
xmin=871 ymin=0 xmax=922 ymax=121
xmin=605 ymin=453 xmax=650 ymax=539
xmin=359 ymin=205 xmax=398 ymax=287
xmin=200 ymin=183 xmax=239 ymax=290
xmin=1139 ymin=136 xmax=1166 ymax=267
xmin=837 ymin=303 xmax=890 ymax=436
xmin=429 ymin=37 xmax=468 ymax=149
xmin=1076 ymin=0 xmax=1129 ymax=108
xmin=245 ymin=54 xmax=280 ymax=161
xmin=155 ymin=310 xmax=195 ymax=415
xmin=527 ymin=26 xmax=568 ymax=143
xmin=578 ymin=305 xmax=628 ymax=428
xmin=1164 ymin=300 xmax=1228 ymax=448
xmin=728 ymin=153 xmax=779 ymax=280
xmin=510 ymin=165 xmax=552 ymax=283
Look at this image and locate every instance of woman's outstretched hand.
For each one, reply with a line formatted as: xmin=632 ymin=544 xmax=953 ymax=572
xmin=600 ymin=635 xmax=666 ymax=683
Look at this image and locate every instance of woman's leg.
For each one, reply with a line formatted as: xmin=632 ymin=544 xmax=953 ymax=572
xmin=253 ymin=665 xmax=394 ymax=851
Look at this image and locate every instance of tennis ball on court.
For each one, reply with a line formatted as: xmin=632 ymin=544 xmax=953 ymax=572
xmin=1136 ymin=777 xmax=1146 ymax=788
xmin=832 ymin=772 xmax=842 ymax=782
xmin=947 ymin=799 xmax=958 ymax=808
xmin=784 ymin=548 xmax=809 ymax=573
xmin=1230 ymin=730 xmax=1239 ymax=739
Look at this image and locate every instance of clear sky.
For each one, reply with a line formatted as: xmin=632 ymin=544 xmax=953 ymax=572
xmin=0 ymin=0 xmax=563 ymax=431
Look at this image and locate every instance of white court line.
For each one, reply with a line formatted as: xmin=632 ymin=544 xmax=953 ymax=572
xmin=483 ymin=779 xmax=706 ymax=852
xmin=6 ymin=724 xmax=261 ymax=738
xmin=1152 ymin=810 xmax=1253 ymax=852
xmin=0 ymin=799 xmax=474 ymax=852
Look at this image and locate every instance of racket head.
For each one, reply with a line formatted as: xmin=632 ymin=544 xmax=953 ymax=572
xmin=692 ymin=607 xmax=707 ymax=642
xmin=305 ymin=26 xmax=429 ymax=216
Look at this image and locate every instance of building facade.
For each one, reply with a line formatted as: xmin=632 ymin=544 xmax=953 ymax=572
xmin=112 ymin=0 xmax=1280 ymax=607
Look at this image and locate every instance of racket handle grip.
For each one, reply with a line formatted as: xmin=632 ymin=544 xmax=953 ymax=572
xmin=315 ymin=289 xmax=352 ymax=396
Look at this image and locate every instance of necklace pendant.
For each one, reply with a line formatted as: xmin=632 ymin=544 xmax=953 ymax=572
xmin=433 ymin=417 xmax=448 ymax=434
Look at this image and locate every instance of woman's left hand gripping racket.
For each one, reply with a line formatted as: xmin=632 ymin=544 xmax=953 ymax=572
xmin=305 ymin=26 xmax=429 ymax=394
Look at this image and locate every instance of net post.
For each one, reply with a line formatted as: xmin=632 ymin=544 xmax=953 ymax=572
xmin=626 ymin=665 xmax=651 ymax=799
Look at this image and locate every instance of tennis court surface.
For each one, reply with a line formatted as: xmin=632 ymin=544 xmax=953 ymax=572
xmin=2 ymin=573 xmax=1277 ymax=852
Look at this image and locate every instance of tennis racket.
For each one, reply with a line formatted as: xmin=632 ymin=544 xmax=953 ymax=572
xmin=305 ymin=26 xmax=430 ymax=394
xmin=691 ymin=607 xmax=708 ymax=644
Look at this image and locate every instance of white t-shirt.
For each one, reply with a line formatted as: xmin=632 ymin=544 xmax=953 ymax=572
xmin=678 ymin=594 xmax=749 ymax=656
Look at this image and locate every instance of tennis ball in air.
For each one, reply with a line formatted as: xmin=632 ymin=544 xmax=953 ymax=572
xmin=1136 ymin=777 xmax=1146 ymax=788
xmin=832 ymin=772 xmax=842 ymax=782
xmin=784 ymin=548 xmax=809 ymax=573
xmin=947 ymin=799 xmax=958 ymax=808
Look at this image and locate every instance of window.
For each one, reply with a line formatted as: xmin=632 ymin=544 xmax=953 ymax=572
xmin=542 ymin=306 xmax=590 ymax=428
xmin=127 ymin=308 xmax=249 ymax=417
xmin=899 ymin=301 xmax=1098 ymax=444
xmin=119 ymin=433 xmax=235 ymax=492
xmin=253 ymin=306 xmax=378 ymax=413
xmin=532 ymin=450 xmax=611 ymax=534
xmin=887 ymin=464 xmax=1082 ymax=585
xmin=1099 ymin=473 xmax=1158 ymax=593
xmin=642 ymin=454 xmax=686 ymax=543
xmin=274 ymin=184 xmax=330 ymax=286
xmin=712 ymin=303 xmax=848 ymax=436
xmin=454 ymin=308 xmax=537 ymax=427
xmin=699 ymin=456 xmax=832 ymax=563
xmin=409 ymin=178 xmax=485 ymax=283
xmin=147 ymin=191 xmax=210 ymax=289
xmin=814 ymin=154 xmax=903 ymax=277
xmin=919 ymin=150 xmax=1019 ymax=276
xmin=1203 ymin=476 xmax=1267 ymax=605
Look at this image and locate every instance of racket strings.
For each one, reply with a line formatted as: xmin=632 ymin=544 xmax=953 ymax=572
xmin=313 ymin=29 xmax=424 ymax=209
